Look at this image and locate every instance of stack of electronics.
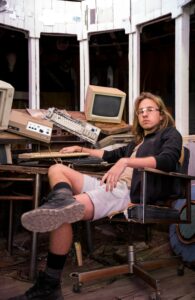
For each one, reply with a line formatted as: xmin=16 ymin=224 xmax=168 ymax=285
xmin=0 ymin=80 xmax=14 ymax=164
xmin=0 ymin=80 xmax=129 ymax=165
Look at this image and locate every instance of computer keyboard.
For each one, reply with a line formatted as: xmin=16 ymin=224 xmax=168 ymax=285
xmin=45 ymin=108 xmax=101 ymax=145
xmin=18 ymin=151 xmax=89 ymax=160
xmin=61 ymin=155 xmax=104 ymax=165
xmin=61 ymin=156 xmax=112 ymax=172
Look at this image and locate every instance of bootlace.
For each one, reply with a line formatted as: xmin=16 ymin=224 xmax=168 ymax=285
xmin=40 ymin=190 xmax=54 ymax=205
xmin=40 ymin=189 xmax=73 ymax=207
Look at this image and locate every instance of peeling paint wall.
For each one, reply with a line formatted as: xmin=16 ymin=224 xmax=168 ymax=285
xmin=0 ymin=0 xmax=190 ymax=38
xmin=0 ymin=0 xmax=194 ymax=135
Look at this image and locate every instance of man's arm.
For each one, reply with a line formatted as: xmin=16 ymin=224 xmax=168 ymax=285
xmin=59 ymin=145 xmax=104 ymax=158
xmin=119 ymin=156 xmax=156 ymax=169
xmin=101 ymin=156 xmax=156 ymax=191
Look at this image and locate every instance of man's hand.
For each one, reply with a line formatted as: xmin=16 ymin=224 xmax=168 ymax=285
xmin=101 ymin=158 xmax=128 ymax=192
xmin=59 ymin=145 xmax=81 ymax=153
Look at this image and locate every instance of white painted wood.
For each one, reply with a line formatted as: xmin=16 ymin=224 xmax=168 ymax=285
xmin=131 ymin=0 xmax=180 ymax=31
xmin=128 ymin=28 xmax=140 ymax=124
xmin=131 ymin=0 xmax=146 ymax=30
xmin=37 ymin=1 xmax=81 ymax=36
xmin=132 ymin=28 xmax=140 ymax=101
xmin=28 ymin=38 xmax=40 ymax=109
xmin=146 ymin=0 xmax=161 ymax=14
xmin=177 ymin=0 xmax=192 ymax=6
xmin=80 ymin=0 xmax=87 ymax=40
xmin=161 ymin=0 xmax=175 ymax=16
xmin=86 ymin=0 xmax=131 ymax=32
xmin=0 ymin=0 xmax=190 ymax=38
xmin=79 ymin=39 xmax=89 ymax=111
xmin=175 ymin=8 xmax=190 ymax=135
xmin=145 ymin=0 xmax=162 ymax=21
xmin=84 ymin=39 xmax=90 ymax=103
xmin=79 ymin=41 xmax=85 ymax=111
xmin=0 ymin=0 xmax=194 ymax=130
xmin=128 ymin=33 xmax=134 ymax=124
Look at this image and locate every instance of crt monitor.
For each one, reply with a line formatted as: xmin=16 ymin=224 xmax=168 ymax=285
xmin=84 ymin=85 xmax=126 ymax=124
xmin=0 ymin=80 xmax=14 ymax=130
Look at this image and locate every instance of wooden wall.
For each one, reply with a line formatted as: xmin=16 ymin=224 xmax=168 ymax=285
xmin=0 ymin=0 xmax=194 ymax=134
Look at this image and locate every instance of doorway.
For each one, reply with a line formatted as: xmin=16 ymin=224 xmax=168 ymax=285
xmin=88 ymin=30 xmax=129 ymax=121
xmin=39 ymin=34 xmax=80 ymax=111
xmin=0 ymin=26 xmax=28 ymax=108
xmin=140 ymin=18 xmax=175 ymax=116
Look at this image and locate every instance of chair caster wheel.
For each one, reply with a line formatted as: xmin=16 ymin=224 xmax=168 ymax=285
xmin=72 ymin=283 xmax=82 ymax=293
xmin=150 ymin=292 xmax=161 ymax=300
xmin=177 ymin=264 xmax=185 ymax=276
xmin=70 ymin=272 xmax=82 ymax=293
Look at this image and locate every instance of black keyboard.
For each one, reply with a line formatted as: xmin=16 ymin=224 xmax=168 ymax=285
xmin=62 ymin=156 xmax=105 ymax=165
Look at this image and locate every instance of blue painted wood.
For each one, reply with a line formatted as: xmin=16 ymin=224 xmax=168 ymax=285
xmin=169 ymin=185 xmax=195 ymax=263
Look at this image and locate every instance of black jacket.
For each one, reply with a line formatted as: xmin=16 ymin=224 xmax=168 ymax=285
xmin=102 ymin=127 xmax=183 ymax=204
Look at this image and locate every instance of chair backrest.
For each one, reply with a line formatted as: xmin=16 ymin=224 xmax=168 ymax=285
xmin=142 ymin=146 xmax=190 ymax=205
xmin=179 ymin=146 xmax=190 ymax=174
xmin=169 ymin=146 xmax=190 ymax=200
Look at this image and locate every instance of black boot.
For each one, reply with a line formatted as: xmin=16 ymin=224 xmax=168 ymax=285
xmin=8 ymin=271 xmax=64 ymax=300
xmin=21 ymin=188 xmax=85 ymax=232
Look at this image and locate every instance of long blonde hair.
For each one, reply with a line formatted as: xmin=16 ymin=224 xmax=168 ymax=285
xmin=131 ymin=92 xmax=175 ymax=144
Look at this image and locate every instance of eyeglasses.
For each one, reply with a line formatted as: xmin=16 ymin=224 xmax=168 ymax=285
xmin=136 ymin=107 xmax=160 ymax=116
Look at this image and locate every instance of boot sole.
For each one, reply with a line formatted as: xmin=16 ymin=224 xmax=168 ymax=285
xmin=21 ymin=203 xmax=85 ymax=232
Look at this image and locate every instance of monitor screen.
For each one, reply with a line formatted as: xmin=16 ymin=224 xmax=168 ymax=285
xmin=92 ymin=95 xmax=121 ymax=117
xmin=85 ymin=85 xmax=126 ymax=124
xmin=0 ymin=80 xmax=14 ymax=130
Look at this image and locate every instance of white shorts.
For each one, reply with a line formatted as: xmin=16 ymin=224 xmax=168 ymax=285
xmin=81 ymin=175 xmax=130 ymax=221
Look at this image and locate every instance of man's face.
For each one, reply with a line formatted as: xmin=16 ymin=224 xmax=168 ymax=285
xmin=137 ymin=98 xmax=163 ymax=133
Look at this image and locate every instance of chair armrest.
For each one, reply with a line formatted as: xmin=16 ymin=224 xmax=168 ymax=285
xmin=141 ymin=167 xmax=195 ymax=180
xmin=136 ymin=168 xmax=195 ymax=224
xmin=110 ymin=168 xmax=194 ymax=225
xmin=128 ymin=204 xmax=181 ymax=224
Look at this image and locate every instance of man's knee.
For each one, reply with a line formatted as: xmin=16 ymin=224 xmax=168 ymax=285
xmin=48 ymin=163 xmax=68 ymax=178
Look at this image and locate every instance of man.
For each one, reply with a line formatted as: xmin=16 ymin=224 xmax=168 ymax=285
xmin=9 ymin=92 xmax=182 ymax=300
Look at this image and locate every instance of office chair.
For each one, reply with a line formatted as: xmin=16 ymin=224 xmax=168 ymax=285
xmin=70 ymin=147 xmax=195 ymax=300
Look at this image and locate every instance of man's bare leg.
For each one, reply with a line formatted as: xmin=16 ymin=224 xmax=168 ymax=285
xmin=48 ymin=163 xmax=85 ymax=193
xmin=8 ymin=165 xmax=95 ymax=300
xmin=49 ymin=192 xmax=94 ymax=255
xmin=21 ymin=164 xmax=93 ymax=232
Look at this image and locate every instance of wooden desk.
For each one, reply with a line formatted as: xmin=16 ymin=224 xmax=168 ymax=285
xmin=0 ymin=164 xmax=48 ymax=174
xmin=0 ymin=131 xmax=29 ymax=144
xmin=0 ymin=164 xmax=48 ymax=280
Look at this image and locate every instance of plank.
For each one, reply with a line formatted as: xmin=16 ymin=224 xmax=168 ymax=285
xmin=18 ymin=151 xmax=89 ymax=159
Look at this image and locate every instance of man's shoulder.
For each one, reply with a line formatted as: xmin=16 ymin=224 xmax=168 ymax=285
xmin=159 ymin=126 xmax=181 ymax=136
xmin=157 ymin=127 xmax=182 ymax=147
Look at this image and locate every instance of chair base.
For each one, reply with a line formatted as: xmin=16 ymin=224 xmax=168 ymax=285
xmin=70 ymin=245 xmax=182 ymax=300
